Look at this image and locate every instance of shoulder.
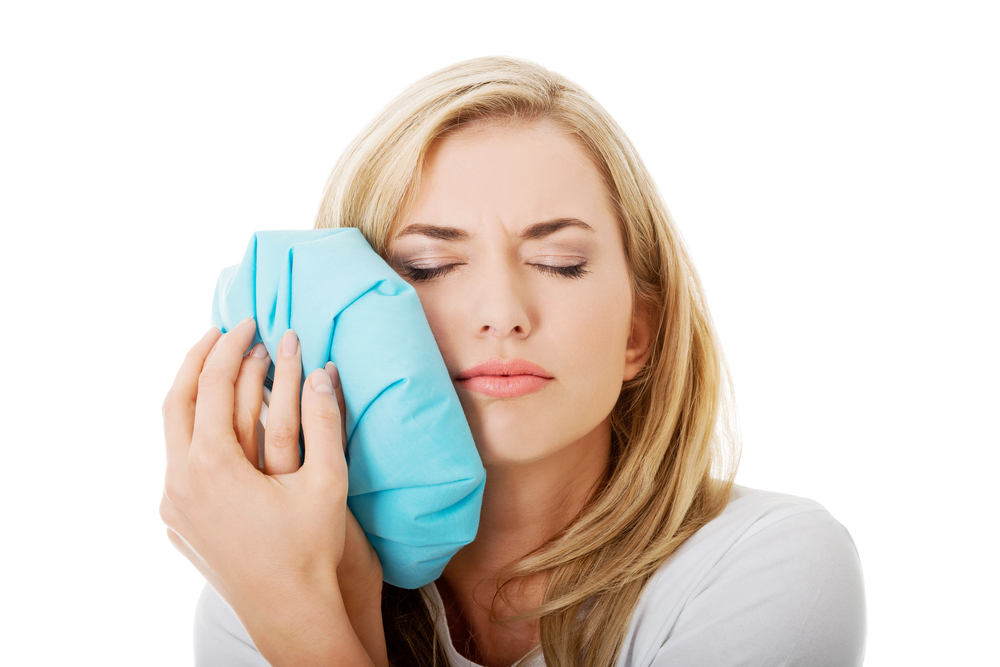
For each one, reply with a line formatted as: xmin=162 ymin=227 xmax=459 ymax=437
xmin=193 ymin=583 xmax=272 ymax=666
xmin=616 ymin=486 xmax=866 ymax=667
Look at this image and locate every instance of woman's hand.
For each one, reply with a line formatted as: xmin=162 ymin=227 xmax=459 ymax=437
xmin=160 ymin=319 xmax=386 ymax=666
xmin=229 ymin=323 xmax=386 ymax=653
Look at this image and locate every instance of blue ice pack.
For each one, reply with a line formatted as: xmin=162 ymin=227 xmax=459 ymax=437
xmin=211 ymin=229 xmax=485 ymax=589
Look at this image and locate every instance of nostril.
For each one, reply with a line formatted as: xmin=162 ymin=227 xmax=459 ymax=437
xmin=477 ymin=322 xmax=530 ymax=338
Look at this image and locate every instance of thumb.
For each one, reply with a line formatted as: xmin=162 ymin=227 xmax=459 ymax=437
xmin=299 ymin=364 xmax=347 ymax=480
xmin=330 ymin=363 xmax=348 ymax=452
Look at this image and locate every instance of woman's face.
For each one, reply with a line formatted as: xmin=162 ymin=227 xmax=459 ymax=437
xmin=389 ymin=119 xmax=649 ymax=468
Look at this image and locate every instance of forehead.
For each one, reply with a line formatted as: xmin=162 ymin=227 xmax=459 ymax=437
xmin=400 ymin=119 xmax=618 ymax=237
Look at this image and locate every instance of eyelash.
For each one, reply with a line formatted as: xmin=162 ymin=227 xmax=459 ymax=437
xmin=403 ymin=262 xmax=589 ymax=282
xmin=403 ymin=265 xmax=461 ymax=282
xmin=532 ymin=263 xmax=590 ymax=279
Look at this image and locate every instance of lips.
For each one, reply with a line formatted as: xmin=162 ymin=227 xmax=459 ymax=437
xmin=455 ymin=359 xmax=553 ymax=398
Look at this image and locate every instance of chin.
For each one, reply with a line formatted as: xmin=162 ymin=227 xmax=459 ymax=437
xmin=475 ymin=442 xmax=553 ymax=468
xmin=470 ymin=420 xmax=581 ymax=470
xmin=459 ymin=394 xmax=611 ymax=469
xmin=462 ymin=402 xmax=547 ymax=463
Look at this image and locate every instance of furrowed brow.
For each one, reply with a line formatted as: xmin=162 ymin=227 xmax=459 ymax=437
xmin=397 ymin=224 xmax=471 ymax=241
xmin=520 ymin=218 xmax=594 ymax=240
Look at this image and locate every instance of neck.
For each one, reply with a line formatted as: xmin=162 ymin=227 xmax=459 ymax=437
xmin=436 ymin=418 xmax=610 ymax=666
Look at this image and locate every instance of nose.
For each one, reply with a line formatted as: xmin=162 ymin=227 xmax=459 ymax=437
xmin=469 ymin=262 xmax=532 ymax=340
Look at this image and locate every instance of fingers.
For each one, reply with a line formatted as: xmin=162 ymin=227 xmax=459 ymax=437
xmin=300 ymin=363 xmax=348 ymax=482
xmin=264 ymin=329 xmax=303 ymax=475
xmin=233 ymin=342 xmax=271 ymax=469
xmin=330 ymin=363 xmax=348 ymax=453
xmin=163 ymin=327 xmax=223 ymax=463
xmin=190 ymin=317 xmax=258 ymax=454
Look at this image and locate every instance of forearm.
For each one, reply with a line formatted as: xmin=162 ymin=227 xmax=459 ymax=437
xmin=234 ymin=573 xmax=385 ymax=667
xmin=338 ymin=511 xmax=389 ymax=666
xmin=341 ymin=574 xmax=388 ymax=667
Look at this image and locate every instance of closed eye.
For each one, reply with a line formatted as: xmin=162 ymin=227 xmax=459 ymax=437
xmin=531 ymin=263 xmax=589 ymax=279
xmin=402 ymin=261 xmax=589 ymax=282
xmin=402 ymin=263 xmax=465 ymax=282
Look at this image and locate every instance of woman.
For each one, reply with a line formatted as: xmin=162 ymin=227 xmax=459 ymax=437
xmin=161 ymin=57 xmax=865 ymax=666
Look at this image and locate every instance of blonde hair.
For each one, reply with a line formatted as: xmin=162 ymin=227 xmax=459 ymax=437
xmin=316 ymin=56 xmax=739 ymax=667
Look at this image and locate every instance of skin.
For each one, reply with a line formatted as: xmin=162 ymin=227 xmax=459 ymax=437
xmin=160 ymin=324 xmax=386 ymax=666
xmin=161 ymin=119 xmax=650 ymax=667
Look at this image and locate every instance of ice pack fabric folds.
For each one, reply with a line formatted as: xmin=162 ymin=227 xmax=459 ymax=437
xmin=211 ymin=229 xmax=486 ymax=589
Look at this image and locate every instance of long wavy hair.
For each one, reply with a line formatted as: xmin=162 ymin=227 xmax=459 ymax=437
xmin=315 ymin=56 xmax=739 ymax=667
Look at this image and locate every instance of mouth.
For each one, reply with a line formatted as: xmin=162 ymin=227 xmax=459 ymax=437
xmin=455 ymin=359 xmax=553 ymax=398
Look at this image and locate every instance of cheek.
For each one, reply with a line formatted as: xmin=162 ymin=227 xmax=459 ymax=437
xmin=410 ymin=284 xmax=461 ymax=367
xmin=566 ymin=273 xmax=632 ymax=348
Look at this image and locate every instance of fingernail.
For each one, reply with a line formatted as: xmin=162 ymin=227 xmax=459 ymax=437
xmin=311 ymin=369 xmax=334 ymax=395
xmin=202 ymin=326 xmax=219 ymax=341
xmin=325 ymin=361 xmax=341 ymax=390
xmin=250 ymin=342 xmax=269 ymax=359
xmin=280 ymin=329 xmax=298 ymax=358
xmin=238 ymin=316 xmax=254 ymax=328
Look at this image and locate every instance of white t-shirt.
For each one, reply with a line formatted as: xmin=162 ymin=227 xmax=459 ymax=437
xmin=194 ymin=486 xmax=866 ymax=666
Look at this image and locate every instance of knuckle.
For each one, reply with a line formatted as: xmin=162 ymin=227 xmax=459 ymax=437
xmin=188 ymin=444 xmax=222 ymax=473
xmin=197 ymin=367 xmax=228 ymax=391
xmin=159 ymin=493 xmax=177 ymax=526
xmin=162 ymin=474 xmax=190 ymax=509
xmin=313 ymin=471 xmax=347 ymax=500
xmin=233 ymin=405 xmax=256 ymax=438
xmin=266 ymin=420 xmax=298 ymax=444
xmin=310 ymin=406 xmax=342 ymax=432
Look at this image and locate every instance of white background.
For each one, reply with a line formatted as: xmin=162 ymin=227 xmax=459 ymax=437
xmin=1 ymin=1 xmax=997 ymax=664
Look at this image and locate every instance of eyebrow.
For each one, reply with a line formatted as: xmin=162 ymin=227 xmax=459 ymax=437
xmin=520 ymin=218 xmax=594 ymax=240
xmin=397 ymin=218 xmax=594 ymax=242
xmin=397 ymin=224 xmax=470 ymax=241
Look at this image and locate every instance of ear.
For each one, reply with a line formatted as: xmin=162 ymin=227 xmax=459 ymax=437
xmin=623 ymin=301 xmax=653 ymax=382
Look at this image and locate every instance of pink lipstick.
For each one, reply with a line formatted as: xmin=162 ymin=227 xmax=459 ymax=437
xmin=455 ymin=359 xmax=553 ymax=398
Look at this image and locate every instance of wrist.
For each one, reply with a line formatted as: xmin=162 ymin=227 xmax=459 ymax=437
xmin=235 ymin=574 xmax=374 ymax=666
xmin=338 ymin=555 xmax=383 ymax=610
xmin=337 ymin=563 xmax=388 ymax=667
